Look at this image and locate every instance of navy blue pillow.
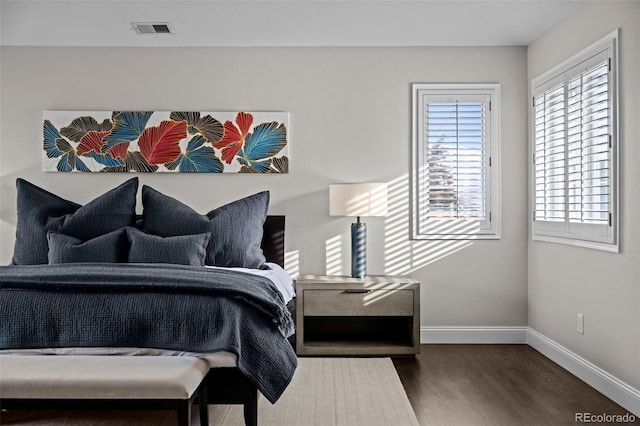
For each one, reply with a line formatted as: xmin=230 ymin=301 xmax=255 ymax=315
xmin=127 ymin=227 xmax=210 ymax=266
xmin=12 ymin=178 xmax=138 ymax=265
xmin=142 ymin=186 xmax=269 ymax=268
xmin=47 ymin=228 xmax=129 ymax=264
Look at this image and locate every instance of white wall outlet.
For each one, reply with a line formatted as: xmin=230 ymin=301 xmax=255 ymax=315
xmin=577 ymin=313 xmax=584 ymax=334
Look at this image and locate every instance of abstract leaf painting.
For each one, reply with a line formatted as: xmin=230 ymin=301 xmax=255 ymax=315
xmin=43 ymin=111 xmax=289 ymax=173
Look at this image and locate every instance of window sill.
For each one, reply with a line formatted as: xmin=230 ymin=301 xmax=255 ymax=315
xmin=412 ymin=233 xmax=501 ymax=241
xmin=532 ymin=234 xmax=619 ymax=253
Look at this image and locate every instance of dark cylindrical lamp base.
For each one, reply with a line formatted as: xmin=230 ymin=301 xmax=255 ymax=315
xmin=351 ymin=222 xmax=366 ymax=278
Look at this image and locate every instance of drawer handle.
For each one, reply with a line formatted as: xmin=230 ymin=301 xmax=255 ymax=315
xmin=343 ymin=289 xmax=371 ymax=294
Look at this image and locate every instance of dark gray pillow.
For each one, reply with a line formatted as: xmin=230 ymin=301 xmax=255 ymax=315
xmin=142 ymin=185 xmax=269 ymax=268
xmin=47 ymin=228 xmax=129 ymax=264
xmin=127 ymin=227 xmax=210 ymax=266
xmin=12 ymin=178 xmax=138 ymax=265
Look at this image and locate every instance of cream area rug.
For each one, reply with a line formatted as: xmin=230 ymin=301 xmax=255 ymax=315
xmin=1 ymin=357 xmax=419 ymax=426
xmin=211 ymin=357 xmax=419 ymax=426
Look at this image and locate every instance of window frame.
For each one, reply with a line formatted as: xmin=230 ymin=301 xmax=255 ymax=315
xmin=531 ymin=30 xmax=619 ymax=252
xmin=411 ymin=83 xmax=501 ymax=240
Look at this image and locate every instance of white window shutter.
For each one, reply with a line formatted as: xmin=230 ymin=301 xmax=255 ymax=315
xmin=531 ymin=30 xmax=618 ymax=251
xmin=426 ymin=101 xmax=486 ymax=220
xmin=566 ymin=60 xmax=610 ymax=225
xmin=412 ymin=84 xmax=500 ymax=240
xmin=534 ymin=82 xmax=566 ymax=224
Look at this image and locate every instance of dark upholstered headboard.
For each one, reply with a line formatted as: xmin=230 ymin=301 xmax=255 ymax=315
xmin=262 ymin=215 xmax=285 ymax=268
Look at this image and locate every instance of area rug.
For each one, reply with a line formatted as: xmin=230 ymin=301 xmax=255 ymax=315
xmin=211 ymin=357 xmax=419 ymax=425
xmin=1 ymin=357 xmax=419 ymax=426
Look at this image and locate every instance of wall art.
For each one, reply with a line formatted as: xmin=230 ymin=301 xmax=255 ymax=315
xmin=43 ymin=111 xmax=289 ymax=173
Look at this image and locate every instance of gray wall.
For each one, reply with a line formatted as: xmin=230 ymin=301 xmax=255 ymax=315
xmin=0 ymin=45 xmax=529 ymax=329
xmin=527 ymin=1 xmax=640 ymax=389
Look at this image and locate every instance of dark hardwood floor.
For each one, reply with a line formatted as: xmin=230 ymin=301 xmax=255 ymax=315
xmin=393 ymin=344 xmax=638 ymax=426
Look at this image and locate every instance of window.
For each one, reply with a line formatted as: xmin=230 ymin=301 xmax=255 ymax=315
xmin=412 ymin=84 xmax=500 ymax=240
xmin=532 ymin=30 xmax=618 ymax=252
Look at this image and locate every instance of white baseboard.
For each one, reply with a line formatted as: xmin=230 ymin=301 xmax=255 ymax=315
xmin=420 ymin=326 xmax=528 ymax=344
xmin=419 ymin=326 xmax=639 ymax=416
xmin=527 ymin=328 xmax=640 ymax=417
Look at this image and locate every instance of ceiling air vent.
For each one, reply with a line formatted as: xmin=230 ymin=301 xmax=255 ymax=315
xmin=131 ymin=22 xmax=174 ymax=35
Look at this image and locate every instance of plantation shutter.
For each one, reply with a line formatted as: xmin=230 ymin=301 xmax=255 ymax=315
xmin=532 ymin=39 xmax=616 ymax=247
xmin=534 ymin=80 xmax=566 ymax=225
xmin=412 ymin=85 xmax=499 ymax=240
xmin=566 ymin=58 xmax=610 ymax=225
xmin=426 ymin=100 xmax=486 ymax=220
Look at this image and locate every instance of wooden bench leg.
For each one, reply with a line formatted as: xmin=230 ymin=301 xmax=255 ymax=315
xmin=199 ymin=383 xmax=209 ymax=426
xmin=243 ymin=386 xmax=258 ymax=426
xmin=177 ymin=399 xmax=191 ymax=426
xmin=203 ymin=368 xmax=259 ymax=426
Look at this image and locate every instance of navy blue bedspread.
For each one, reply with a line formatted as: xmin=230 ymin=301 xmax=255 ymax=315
xmin=0 ymin=263 xmax=297 ymax=403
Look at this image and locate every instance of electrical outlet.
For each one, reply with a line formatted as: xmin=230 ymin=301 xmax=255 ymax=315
xmin=577 ymin=313 xmax=584 ymax=334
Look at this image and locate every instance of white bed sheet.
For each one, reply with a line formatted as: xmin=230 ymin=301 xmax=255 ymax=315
xmin=1 ymin=262 xmax=295 ymax=367
xmin=205 ymin=262 xmax=295 ymax=304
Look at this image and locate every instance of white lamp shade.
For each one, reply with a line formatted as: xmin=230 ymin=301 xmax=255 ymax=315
xmin=329 ymin=183 xmax=388 ymax=217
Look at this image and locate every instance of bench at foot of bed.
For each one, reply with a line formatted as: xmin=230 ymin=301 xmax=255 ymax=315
xmin=204 ymin=367 xmax=258 ymax=426
xmin=0 ymin=355 xmax=210 ymax=426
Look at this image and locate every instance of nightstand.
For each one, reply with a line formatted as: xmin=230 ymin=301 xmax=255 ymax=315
xmin=295 ymin=275 xmax=420 ymax=356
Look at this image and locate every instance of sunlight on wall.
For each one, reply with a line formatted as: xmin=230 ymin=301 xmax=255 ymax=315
xmin=325 ymin=235 xmax=344 ymax=275
xmin=384 ymin=174 xmax=473 ymax=275
xmin=284 ymin=250 xmax=300 ymax=279
xmin=322 ymin=174 xmax=474 ymax=277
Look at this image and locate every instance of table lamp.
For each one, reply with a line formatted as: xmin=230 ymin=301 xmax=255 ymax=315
xmin=329 ymin=183 xmax=388 ymax=278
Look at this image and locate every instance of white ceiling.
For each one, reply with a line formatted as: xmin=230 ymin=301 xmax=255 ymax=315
xmin=0 ymin=0 xmax=586 ymax=47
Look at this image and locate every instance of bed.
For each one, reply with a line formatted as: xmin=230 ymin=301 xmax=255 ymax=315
xmin=0 ymin=177 xmax=297 ymax=426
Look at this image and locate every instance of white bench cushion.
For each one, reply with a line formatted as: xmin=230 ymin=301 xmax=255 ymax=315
xmin=1 ymin=347 xmax=237 ymax=368
xmin=0 ymin=355 xmax=209 ymax=400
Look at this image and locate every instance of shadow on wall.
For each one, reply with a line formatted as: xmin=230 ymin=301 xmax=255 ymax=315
xmin=318 ymin=174 xmax=475 ymax=276
xmin=383 ymin=174 xmax=474 ymax=275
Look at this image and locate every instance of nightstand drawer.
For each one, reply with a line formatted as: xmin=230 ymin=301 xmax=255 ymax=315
xmin=303 ymin=289 xmax=413 ymax=316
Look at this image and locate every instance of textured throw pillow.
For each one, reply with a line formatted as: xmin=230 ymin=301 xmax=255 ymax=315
xmin=127 ymin=227 xmax=210 ymax=266
xmin=47 ymin=228 xmax=129 ymax=264
xmin=142 ymin=185 xmax=269 ymax=268
xmin=12 ymin=177 xmax=138 ymax=265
